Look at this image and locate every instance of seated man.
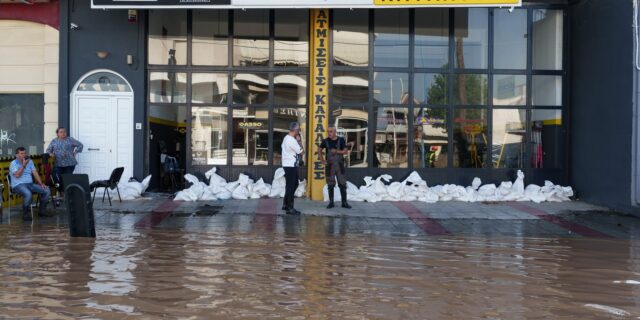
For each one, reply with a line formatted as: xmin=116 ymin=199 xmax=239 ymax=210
xmin=9 ymin=147 xmax=51 ymax=221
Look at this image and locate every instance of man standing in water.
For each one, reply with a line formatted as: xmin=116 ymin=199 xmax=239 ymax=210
xmin=281 ymin=122 xmax=304 ymax=215
xmin=46 ymin=127 xmax=83 ymax=198
xmin=319 ymin=126 xmax=351 ymax=209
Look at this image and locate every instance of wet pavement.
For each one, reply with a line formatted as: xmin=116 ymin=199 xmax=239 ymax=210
xmin=1 ymin=197 xmax=640 ymax=319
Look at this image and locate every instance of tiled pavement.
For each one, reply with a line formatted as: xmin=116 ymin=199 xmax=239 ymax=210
xmin=3 ymin=194 xmax=639 ymax=239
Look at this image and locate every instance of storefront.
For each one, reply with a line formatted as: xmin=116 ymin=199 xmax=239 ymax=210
xmin=60 ymin=0 xmax=568 ymax=200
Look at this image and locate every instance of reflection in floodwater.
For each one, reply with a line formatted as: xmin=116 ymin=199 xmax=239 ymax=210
xmin=0 ymin=216 xmax=639 ymax=318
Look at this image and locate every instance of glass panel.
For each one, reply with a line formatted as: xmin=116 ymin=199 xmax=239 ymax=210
xmin=193 ymin=11 xmax=229 ymax=66
xmin=374 ymin=10 xmax=410 ymax=67
xmin=233 ymin=10 xmax=270 ymax=67
xmin=232 ymin=108 xmax=269 ymax=165
xmin=453 ymin=74 xmax=488 ymax=105
xmin=274 ymin=10 xmax=309 ymax=67
xmin=493 ymin=9 xmax=527 ymax=70
xmin=149 ymin=72 xmax=187 ymax=103
xmin=414 ymin=107 xmax=448 ymax=168
xmin=415 ymin=9 xmax=449 ymax=69
xmin=192 ymin=73 xmax=228 ymax=104
xmin=492 ymin=109 xmax=526 ymax=168
xmin=454 ymin=8 xmax=489 ymax=69
xmin=414 ymin=73 xmax=448 ymax=105
xmin=0 ymin=94 xmax=44 ymax=157
xmin=533 ymin=9 xmax=564 ymax=70
xmin=333 ymin=71 xmax=369 ymax=104
xmin=330 ymin=106 xmax=369 ymax=168
xmin=532 ymin=75 xmax=562 ymax=106
xmin=148 ymin=10 xmax=187 ymax=65
xmin=148 ymin=104 xmax=187 ymax=190
xmin=374 ymin=107 xmax=409 ymax=168
xmin=333 ymin=9 xmax=369 ymax=67
xmin=453 ymin=108 xmax=487 ymax=168
xmin=273 ymin=108 xmax=307 ymax=166
xmin=274 ymin=74 xmax=307 ymax=105
xmin=192 ymin=107 xmax=228 ymax=165
xmin=232 ymin=73 xmax=269 ymax=105
xmin=531 ymin=109 xmax=563 ymax=168
xmin=77 ymin=72 xmax=131 ymax=92
xmin=493 ymin=75 xmax=527 ymax=106
xmin=373 ymin=72 xmax=409 ymax=105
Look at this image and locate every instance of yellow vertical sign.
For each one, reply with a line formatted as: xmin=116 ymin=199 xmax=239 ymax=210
xmin=307 ymin=9 xmax=329 ymax=201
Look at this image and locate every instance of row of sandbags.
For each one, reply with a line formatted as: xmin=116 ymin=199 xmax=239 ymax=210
xmin=174 ymin=168 xmax=307 ymax=201
xmin=323 ymin=170 xmax=574 ymax=204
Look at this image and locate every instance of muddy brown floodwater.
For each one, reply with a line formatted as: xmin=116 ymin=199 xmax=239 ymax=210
xmin=1 ymin=217 xmax=639 ymax=319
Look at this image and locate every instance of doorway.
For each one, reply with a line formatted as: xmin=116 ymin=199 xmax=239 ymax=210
xmin=71 ymin=70 xmax=134 ymax=183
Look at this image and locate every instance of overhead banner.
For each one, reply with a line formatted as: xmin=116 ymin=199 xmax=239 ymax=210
xmin=307 ymin=9 xmax=329 ymax=201
xmin=92 ymin=0 xmax=521 ymax=9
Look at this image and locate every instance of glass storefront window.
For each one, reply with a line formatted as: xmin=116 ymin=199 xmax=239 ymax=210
xmin=148 ymin=105 xmax=187 ymax=188
xmin=494 ymin=9 xmax=527 ymax=70
xmin=373 ymin=72 xmax=410 ymax=105
xmin=0 ymin=94 xmax=44 ymax=157
xmin=453 ymin=74 xmax=488 ymax=105
xmin=414 ymin=107 xmax=448 ymax=168
xmin=374 ymin=107 xmax=409 ymax=168
xmin=492 ymin=109 xmax=526 ymax=168
xmin=453 ymin=108 xmax=487 ymax=168
xmin=532 ymin=75 xmax=562 ymax=106
xmin=374 ymin=10 xmax=410 ymax=68
xmin=192 ymin=107 xmax=228 ymax=165
xmin=149 ymin=72 xmax=187 ymax=103
xmin=414 ymin=73 xmax=448 ymax=105
xmin=233 ymin=10 xmax=270 ymax=67
xmin=454 ymin=8 xmax=489 ymax=69
xmin=273 ymin=108 xmax=307 ymax=166
xmin=148 ymin=10 xmax=187 ymax=65
xmin=330 ymin=106 xmax=369 ymax=168
xmin=274 ymin=74 xmax=307 ymax=105
xmin=333 ymin=71 xmax=369 ymax=104
xmin=493 ymin=75 xmax=527 ymax=106
xmin=531 ymin=109 xmax=563 ymax=168
xmin=274 ymin=10 xmax=309 ymax=67
xmin=333 ymin=9 xmax=369 ymax=67
xmin=77 ymin=72 xmax=132 ymax=92
xmin=192 ymin=11 xmax=229 ymax=66
xmin=232 ymin=73 xmax=269 ymax=105
xmin=192 ymin=73 xmax=228 ymax=104
xmin=232 ymin=108 xmax=269 ymax=165
xmin=533 ymin=9 xmax=563 ymax=70
xmin=415 ymin=9 xmax=449 ymax=69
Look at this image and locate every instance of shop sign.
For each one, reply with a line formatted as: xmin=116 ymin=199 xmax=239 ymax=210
xmin=308 ymin=9 xmax=329 ymax=201
xmin=92 ymin=0 xmax=520 ymax=8
xmin=238 ymin=121 xmax=264 ymax=129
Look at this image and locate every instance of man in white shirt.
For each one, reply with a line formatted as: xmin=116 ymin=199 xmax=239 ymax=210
xmin=281 ymin=122 xmax=304 ymax=215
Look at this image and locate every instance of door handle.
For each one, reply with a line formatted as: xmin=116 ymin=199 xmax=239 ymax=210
xmin=88 ymin=148 xmax=100 ymax=151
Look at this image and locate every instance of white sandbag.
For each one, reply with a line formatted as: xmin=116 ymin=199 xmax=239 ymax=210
xmin=200 ymin=188 xmax=218 ymax=201
xmin=184 ymin=174 xmax=200 ymax=187
xmin=238 ymin=174 xmax=252 ymax=187
xmin=496 ymin=181 xmax=513 ymax=200
xmin=225 ymin=181 xmax=240 ymax=192
xmin=295 ymin=179 xmax=307 ymax=197
xmin=418 ymin=190 xmax=439 ymax=203
xmin=471 ymin=177 xmax=482 ymax=190
xmin=205 ymin=167 xmax=227 ymax=186
xmin=253 ymin=178 xmax=271 ymax=197
xmin=524 ymin=184 xmax=546 ymax=203
xmin=387 ymin=181 xmax=406 ymax=200
xmin=231 ymin=185 xmax=250 ymax=200
xmin=478 ymin=184 xmax=497 ymax=197
xmin=356 ymin=186 xmax=378 ymax=202
xmin=511 ymin=170 xmax=525 ymax=196
xmin=404 ymin=171 xmax=426 ymax=187
xmin=216 ymin=190 xmax=232 ymax=200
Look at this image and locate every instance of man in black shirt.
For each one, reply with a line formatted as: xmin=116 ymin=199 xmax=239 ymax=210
xmin=319 ymin=126 xmax=351 ymax=209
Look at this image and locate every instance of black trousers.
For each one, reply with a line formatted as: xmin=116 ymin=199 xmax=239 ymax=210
xmin=283 ymin=166 xmax=299 ymax=209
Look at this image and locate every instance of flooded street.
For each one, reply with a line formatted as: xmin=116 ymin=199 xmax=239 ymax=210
xmin=1 ymin=213 xmax=640 ymax=319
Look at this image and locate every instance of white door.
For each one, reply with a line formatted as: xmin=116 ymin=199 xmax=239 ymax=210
xmin=71 ymin=71 xmax=134 ymax=184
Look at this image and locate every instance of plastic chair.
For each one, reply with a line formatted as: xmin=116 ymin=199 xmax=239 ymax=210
xmin=89 ymin=167 xmax=124 ymax=206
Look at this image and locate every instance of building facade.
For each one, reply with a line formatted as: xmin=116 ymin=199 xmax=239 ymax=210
xmin=53 ymin=0 xmax=640 ymax=214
